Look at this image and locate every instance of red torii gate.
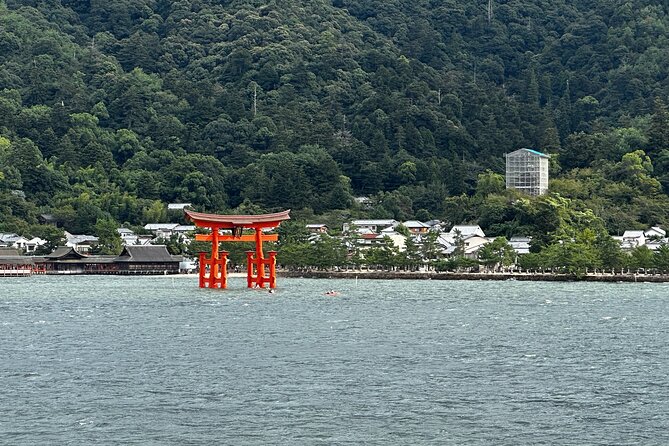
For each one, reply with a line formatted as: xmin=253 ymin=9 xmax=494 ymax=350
xmin=185 ymin=209 xmax=291 ymax=289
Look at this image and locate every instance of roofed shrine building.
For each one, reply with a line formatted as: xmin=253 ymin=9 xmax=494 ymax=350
xmin=185 ymin=209 xmax=290 ymax=289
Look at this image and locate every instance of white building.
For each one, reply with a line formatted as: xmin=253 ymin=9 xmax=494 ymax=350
xmin=505 ymin=148 xmax=550 ymax=196
xmin=65 ymin=232 xmax=99 ymax=253
xmin=509 ymin=236 xmax=532 ymax=255
xmin=437 ymin=233 xmax=491 ymax=259
xmin=449 ymin=225 xmax=486 ymax=238
xmin=306 ymin=224 xmax=329 ymax=233
xmin=144 ymin=223 xmax=180 ymax=239
xmin=344 ymin=219 xmax=399 ymax=233
xmin=24 ymin=237 xmax=47 ymax=253
xmin=402 ymin=221 xmax=430 ymax=234
xmin=645 ymin=226 xmax=666 ymax=240
xmin=167 ymin=203 xmax=192 ymax=211
xmin=0 ymin=233 xmax=29 ymax=250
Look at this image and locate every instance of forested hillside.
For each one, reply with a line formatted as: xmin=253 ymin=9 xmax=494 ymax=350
xmin=2 ymin=0 xmax=669 ymax=241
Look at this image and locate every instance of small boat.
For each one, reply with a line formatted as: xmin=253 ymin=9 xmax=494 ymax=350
xmin=324 ymin=290 xmax=339 ymax=296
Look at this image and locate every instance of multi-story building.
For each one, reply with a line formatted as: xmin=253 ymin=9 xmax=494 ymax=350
xmin=505 ymin=148 xmax=550 ymax=196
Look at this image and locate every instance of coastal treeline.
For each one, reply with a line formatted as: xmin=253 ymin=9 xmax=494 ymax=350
xmin=271 ymin=195 xmax=669 ymax=276
xmin=2 ymin=0 xmax=669 ymax=258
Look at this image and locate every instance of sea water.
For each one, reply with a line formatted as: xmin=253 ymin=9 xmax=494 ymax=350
xmin=1 ymin=276 xmax=668 ymax=445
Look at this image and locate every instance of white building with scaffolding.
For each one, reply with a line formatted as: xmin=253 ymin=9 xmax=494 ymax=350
xmin=505 ymin=148 xmax=550 ymax=196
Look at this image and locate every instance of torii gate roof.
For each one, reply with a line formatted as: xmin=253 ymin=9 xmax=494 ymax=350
xmin=185 ymin=209 xmax=291 ymax=228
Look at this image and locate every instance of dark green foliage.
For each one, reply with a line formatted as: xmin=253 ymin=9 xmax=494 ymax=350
xmin=1 ymin=0 xmax=669 ymax=246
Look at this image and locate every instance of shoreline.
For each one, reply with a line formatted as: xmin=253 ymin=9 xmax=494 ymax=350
xmin=5 ymin=271 xmax=667 ymax=283
xmin=278 ymin=270 xmax=669 ymax=283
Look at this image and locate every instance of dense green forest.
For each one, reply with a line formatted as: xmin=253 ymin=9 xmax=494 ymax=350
xmin=2 ymin=0 xmax=669 ymax=247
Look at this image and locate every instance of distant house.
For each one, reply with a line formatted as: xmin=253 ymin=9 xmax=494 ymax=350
xmin=462 ymin=236 xmax=491 ymax=259
xmin=449 ymin=225 xmax=486 ymax=238
xmin=174 ymin=225 xmax=196 ymax=235
xmin=0 ymin=233 xmax=29 ymax=250
xmin=0 ymin=234 xmax=46 ymax=253
xmin=646 ymin=239 xmax=668 ymax=252
xmin=354 ymin=197 xmax=373 ymax=210
xmin=24 ymin=237 xmax=47 ymax=253
xmin=645 ymin=226 xmax=666 ymax=240
xmin=117 ymin=228 xmax=154 ymax=246
xmin=357 ymin=233 xmax=386 ymax=248
xmin=424 ymin=220 xmax=444 ymax=230
xmin=619 ymin=230 xmax=646 ymax=250
xmin=39 ymin=214 xmax=58 ymax=226
xmin=509 ymin=236 xmax=532 ymax=255
xmin=117 ymin=228 xmax=135 ymax=239
xmin=615 ymin=227 xmax=667 ymax=251
xmin=436 ymin=230 xmax=491 ymax=259
xmin=353 ymin=230 xmax=406 ymax=252
xmin=306 ymin=224 xmax=329 ymax=233
xmin=402 ymin=221 xmax=430 ymax=234
xmin=344 ymin=219 xmax=399 ymax=233
xmin=144 ymin=223 xmax=180 ymax=239
xmin=65 ymin=232 xmax=99 ymax=254
xmin=383 ymin=232 xmax=407 ymax=252
xmin=167 ymin=203 xmax=192 ymax=211
xmin=505 ymin=148 xmax=550 ymax=196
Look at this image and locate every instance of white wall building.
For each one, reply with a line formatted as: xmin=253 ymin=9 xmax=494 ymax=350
xmin=344 ymin=219 xmax=398 ymax=233
xmin=449 ymin=225 xmax=486 ymax=238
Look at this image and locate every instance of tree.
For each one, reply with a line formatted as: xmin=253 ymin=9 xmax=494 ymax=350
xmin=311 ymin=235 xmax=347 ymax=270
xmin=420 ymin=230 xmax=441 ymax=262
xmin=653 ymin=244 xmax=669 ymax=272
xmin=400 ymin=235 xmax=422 ymax=270
xmin=629 ymin=246 xmax=654 ymax=270
xmin=477 ymin=237 xmax=515 ymax=271
xmin=648 ymin=97 xmax=669 ymax=158
xmin=475 ymin=170 xmax=505 ymax=197
xmin=94 ymin=218 xmax=122 ymax=255
xmin=29 ymin=224 xmax=65 ymax=255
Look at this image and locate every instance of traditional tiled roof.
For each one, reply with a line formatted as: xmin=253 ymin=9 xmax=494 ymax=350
xmin=116 ymin=245 xmax=181 ymax=263
xmin=44 ymin=247 xmax=88 ymax=260
xmin=0 ymin=255 xmax=34 ymax=265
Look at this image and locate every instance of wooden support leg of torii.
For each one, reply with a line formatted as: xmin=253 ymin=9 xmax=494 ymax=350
xmin=199 ymin=250 xmax=228 ymax=289
xmin=246 ymin=250 xmax=278 ymax=289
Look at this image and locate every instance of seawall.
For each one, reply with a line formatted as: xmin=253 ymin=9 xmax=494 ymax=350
xmin=279 ymin=271 xmax=669 ymax=283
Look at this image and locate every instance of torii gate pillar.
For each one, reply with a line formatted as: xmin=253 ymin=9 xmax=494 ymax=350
xmin=185 ymin=209 xmax=290 ymax=289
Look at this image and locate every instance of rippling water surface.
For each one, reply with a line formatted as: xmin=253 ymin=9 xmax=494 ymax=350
xmin=1 ymin=276 xmax=668 ymax=445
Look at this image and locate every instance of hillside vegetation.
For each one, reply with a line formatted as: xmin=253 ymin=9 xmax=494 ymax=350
xmin=2 ymin=0 xmax=669 ymax=244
